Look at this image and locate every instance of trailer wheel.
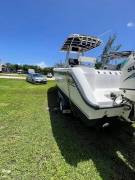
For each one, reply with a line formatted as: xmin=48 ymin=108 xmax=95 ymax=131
xmin=59 ymin=99 xmax=64 ymax=113
xmin=58 ymin=92 xmax=71 ymax=114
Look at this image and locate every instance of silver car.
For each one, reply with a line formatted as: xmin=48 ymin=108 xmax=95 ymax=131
xmin=47 ymin=73 xmax=53 ymax=78
xmin=26 ymin=73 xmax=47 ymax=84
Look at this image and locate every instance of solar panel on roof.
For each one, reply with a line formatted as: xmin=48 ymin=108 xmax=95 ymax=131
xmin=61 ymin=34 xmax=101 ymax=52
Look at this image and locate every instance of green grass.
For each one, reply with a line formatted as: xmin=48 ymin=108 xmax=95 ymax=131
xmin=0 ymin=79 xmax=135 ymax=179
xmin=0 ymin=73 xmax=26 ymax=78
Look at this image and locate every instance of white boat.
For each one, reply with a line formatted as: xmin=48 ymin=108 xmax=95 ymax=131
xmin=54 ymin=34 xmax=135 ymax=125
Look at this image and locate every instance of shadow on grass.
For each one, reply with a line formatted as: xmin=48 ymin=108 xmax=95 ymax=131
xmin=48 ymin=87 xmax=135 ymax=179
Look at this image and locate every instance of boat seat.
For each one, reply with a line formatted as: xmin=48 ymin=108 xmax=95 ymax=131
xmin=69 ymin=58 xmax=79 ymax=66
xmin=94 ymin=88 xmax=121 ymax=107
xmin=72 ymin=67 xmax=122 ymax=108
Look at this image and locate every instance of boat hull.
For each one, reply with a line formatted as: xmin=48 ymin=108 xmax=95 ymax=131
xmin=54 ymin=67 xmax=131 ymax=121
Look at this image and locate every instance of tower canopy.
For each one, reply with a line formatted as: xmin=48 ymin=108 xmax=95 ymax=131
xmin=61 ymin=34 xmax=101 ymax=52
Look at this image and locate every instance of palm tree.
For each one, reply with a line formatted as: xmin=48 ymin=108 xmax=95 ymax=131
xmin=100 ymin=34 xmax=122 ymax=68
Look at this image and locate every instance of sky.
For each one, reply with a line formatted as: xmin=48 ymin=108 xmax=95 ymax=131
xmin=0 ymin=0 xmax=135 ymax=67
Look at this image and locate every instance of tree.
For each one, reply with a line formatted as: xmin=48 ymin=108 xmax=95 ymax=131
xmin=100 ymin=34 xmax=122 ymax=68
xmin=54 ymin=60 xmax=65 ymax=68
xmin=4 ymin=62 xmax=54 ymax=74
xmin=95 ymin=61 xmax=102 ymax=69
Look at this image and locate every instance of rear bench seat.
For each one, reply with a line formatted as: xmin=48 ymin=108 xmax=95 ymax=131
xmin=84 ymin=68 xmax=121 ymax=107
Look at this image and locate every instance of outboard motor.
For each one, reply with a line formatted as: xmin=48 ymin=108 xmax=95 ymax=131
xmin=120 ymin=53 xmax=135 ymax=102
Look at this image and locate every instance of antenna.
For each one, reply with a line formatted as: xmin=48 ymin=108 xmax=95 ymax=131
xmin=98 ymin=29 xmax=112 ymax=38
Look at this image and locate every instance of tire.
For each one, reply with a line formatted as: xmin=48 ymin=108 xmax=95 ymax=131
xmin=58 ymin=91 xmax=71 ymax=114
xmin=32 ymin=79 xmax=35 ymax=84
xmin=59 ymin=99 xmax=64 ymax=113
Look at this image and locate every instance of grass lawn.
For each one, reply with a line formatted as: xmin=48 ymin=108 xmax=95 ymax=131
xmin=0 ymin=79 xmax=135 ymax=179
xmin=0 ymin=73 xmax=26 ymax=78
xmin=0 ymin=73 xmax=26 ymax=76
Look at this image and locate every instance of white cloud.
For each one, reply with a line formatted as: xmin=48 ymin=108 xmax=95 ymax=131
xmin=37 ymin=61 xmax=47 ymax=68
xmin=127 ymin=22 xmax=135 ymax=27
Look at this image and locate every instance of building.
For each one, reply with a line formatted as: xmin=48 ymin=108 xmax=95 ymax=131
xmin=0 ymin=64 xmax=7 ymax=72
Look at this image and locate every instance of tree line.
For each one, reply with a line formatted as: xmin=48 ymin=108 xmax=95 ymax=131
xmin=5 ymin=63 xmax=53 ymax=75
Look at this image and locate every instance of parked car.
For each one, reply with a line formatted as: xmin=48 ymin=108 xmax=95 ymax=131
xmin=17 ymin=69 xmax=23 ymax=74
xmin=47 ymin=73 xmax=53 ymax=78
xmin=26 ymin=73 xmax=47 ymax=84
xmin=28 ymin=69 xmax=35 ymax=74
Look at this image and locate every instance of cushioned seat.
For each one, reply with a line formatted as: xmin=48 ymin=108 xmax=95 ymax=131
xmin=94 ymin=88 xmax=120 ymax=107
